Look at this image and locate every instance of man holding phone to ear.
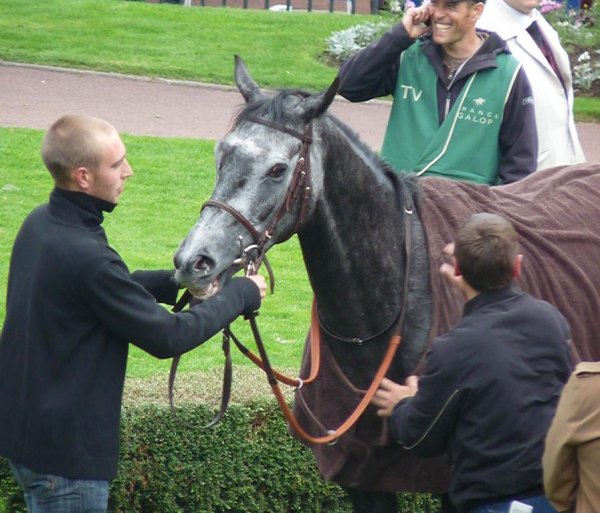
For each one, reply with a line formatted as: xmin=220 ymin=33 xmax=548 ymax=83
xmin=338 ymin=0 xmax=538 ymax=185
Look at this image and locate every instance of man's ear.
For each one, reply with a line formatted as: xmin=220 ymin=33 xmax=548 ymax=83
xmin=512 ymin=254 xmax=523 ymax=279
xmin=72 ymin=167 xmax=92 ymax=191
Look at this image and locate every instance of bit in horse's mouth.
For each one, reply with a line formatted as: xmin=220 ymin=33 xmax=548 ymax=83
xmin=187 ymin=277 xmax=220 ymax=300
xmin=185 ymin=262 xmax=242 ymax=300
xmin=176 ymin=259 xmax=242 ymax=301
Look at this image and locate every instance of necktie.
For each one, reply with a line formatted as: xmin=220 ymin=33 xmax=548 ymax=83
xmin=526 ymin=20 xmax=564 ymax=86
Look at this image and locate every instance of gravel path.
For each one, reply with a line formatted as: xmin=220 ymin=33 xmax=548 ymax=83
xmin=2 ymin=61 xmax=598 ymax=162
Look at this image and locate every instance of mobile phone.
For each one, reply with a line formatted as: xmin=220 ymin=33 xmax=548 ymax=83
xmin=422 ymin=10 xmax=431 ymax=26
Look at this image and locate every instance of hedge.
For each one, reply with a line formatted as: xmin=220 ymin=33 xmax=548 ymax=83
xmin=0 ymin=400 xmax=440 ymax=512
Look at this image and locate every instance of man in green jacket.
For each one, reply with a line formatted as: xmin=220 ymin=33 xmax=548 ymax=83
xmin=339 ymin=0 xmax=538 ymax=184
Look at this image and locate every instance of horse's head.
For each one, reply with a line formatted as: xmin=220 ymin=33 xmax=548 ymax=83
xmin=174 ymin=56 xmax=338 ymax=298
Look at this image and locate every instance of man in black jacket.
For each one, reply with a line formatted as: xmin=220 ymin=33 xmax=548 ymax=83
xmin=0 ymin=114 xmax=266 ymax=513
xmin=372 ymin=213 xmax=572 ymax=513
xmin=338 ymin=0 xmax=537 ymax=184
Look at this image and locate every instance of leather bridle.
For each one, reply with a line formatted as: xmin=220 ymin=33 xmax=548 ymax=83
xmin=169 ymin=114 xmax=414 ymax=444
xmin=168 ymin=115 xmax=314 ymax=428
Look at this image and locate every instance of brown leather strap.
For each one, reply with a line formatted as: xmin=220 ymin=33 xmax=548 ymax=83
xmin=229 ymin=299 xmax=322 ymax=387
xmin=203 ymin=200 xmax=262 ymax=242
xmin=247 ymin=115 xmax=313 ymax=143
xmin=168 ymin=292 xmax=233 ymax=429
xmin=248 ymin=308 xmax=402 ymax=444
xmin=263 ymin=198 xmax=415 ymax=444
xmin=203 ymin=331 xmax=233 ymax=429
xmin=264 ymin=122 xmax=312 ymax=237
xmin=202 ymin=199 xmax=276 ymax=292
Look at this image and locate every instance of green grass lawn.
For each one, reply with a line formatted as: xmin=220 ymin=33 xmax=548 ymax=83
xmin=0 ymin=128 xmax=312 ymax=378
xmin=0 ymin=0 xmax=364 ymax=91
xmin=1 ymin=0 xmax=599 ymax=383
xmin=574 ymin=97 xmax=600 ymax=122
xmin=0 ymin=0 xmax=598 ymax=119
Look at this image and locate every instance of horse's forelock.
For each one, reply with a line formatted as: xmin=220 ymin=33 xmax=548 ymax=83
xmin=233 ymin=89 xmax=311 ymax=130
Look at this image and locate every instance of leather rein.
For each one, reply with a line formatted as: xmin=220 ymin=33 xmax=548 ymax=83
xmin=169 ymin=114 xmax=414 ymax=444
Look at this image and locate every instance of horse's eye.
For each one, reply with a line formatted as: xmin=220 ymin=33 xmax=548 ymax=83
xmin=267 ymin=164 xmax=288 ymax=179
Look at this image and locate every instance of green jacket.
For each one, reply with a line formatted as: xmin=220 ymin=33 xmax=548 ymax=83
xmin=381 ymin=40 xmax=521 ymax=184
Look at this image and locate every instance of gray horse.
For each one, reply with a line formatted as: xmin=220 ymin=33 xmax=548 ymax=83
xmin=174 ymin=57 xmax=600 ymax=513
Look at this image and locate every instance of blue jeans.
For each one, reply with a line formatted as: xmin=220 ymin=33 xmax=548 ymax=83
xmin=9 ymin=462 xmax=109 ymax=513
xmin=470 ymin=495 xmax=558 ymax=513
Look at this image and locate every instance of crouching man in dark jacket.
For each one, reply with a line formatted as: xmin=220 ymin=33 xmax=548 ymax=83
xmin=372 ymin=213 xmax=572 ymax=513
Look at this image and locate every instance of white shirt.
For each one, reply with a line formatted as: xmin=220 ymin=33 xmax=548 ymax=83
xmin=478 ymin=0 xmax=585 ymax=170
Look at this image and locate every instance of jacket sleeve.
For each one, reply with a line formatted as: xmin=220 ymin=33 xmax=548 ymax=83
xmin=389 ymin=340 xmax=464 ymax=457
xmin=131 ymin=269 xmax=179 ymax=305
xmin=338 ymin=23 xmax=415 ymax=102
xmin=542 ymin=372 xmax=578 ymax=513
xmin=497 ymin=67 xmax=538 ymax=184
xmin=85 ymin=258 xmax=261 ymax=359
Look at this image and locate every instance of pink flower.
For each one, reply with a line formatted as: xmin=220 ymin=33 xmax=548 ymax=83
xmin=540 ymin=0 xmax=563 ymax=14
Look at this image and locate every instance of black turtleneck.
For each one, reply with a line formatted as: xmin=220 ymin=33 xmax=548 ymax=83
xmin=0 ymin=188 xmax=260 ymax=480
xmin=54 ymin=186 xmax=116 ymax=214
xmin=49 ymin=187 xmax=115 ymax=239
xmin=49 ymin=188 xmax=180 ymax=302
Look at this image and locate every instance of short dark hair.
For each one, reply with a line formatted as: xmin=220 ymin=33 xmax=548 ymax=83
xmin=41 ymin=115 xmax=117 ymax=187
xmin=454 ymin=213 xmax=519 ymax=292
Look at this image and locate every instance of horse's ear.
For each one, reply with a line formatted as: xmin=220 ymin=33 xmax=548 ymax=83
xmin=297 ymin=76 xmax=340 ymax=123
xmin=234 ymin=55 xmax=263 ymax=104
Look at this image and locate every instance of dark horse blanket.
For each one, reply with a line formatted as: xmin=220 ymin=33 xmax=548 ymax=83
xmin=293 ymin=163 xmax=600 ymax=493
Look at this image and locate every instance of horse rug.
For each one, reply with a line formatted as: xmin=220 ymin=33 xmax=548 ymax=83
xmin=292 ymin=163 xmax=600 ymax=493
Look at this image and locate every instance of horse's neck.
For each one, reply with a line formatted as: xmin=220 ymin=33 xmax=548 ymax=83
xmin=297 ymin=118 xmax=432 ymax=382
xmin=298 ymin=118 xmax=425 ymax=346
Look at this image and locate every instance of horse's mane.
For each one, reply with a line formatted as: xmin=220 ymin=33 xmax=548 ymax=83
xmin=327 ymin=111 xmax=420 ymax=199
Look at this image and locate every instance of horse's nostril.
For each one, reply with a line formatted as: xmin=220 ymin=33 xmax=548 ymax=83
xmin=193 ymin=255 xmax=215 ymax=276
xmin=173 ymin=252 xmax=183 ymax=270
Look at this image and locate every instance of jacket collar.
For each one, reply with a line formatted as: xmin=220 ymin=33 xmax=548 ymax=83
xmin=423 ymin=30 xmax=509 ymax=82
xmin=49 ymin=187 xmax=116 ymax=230
xmin=478 ymin=0 xmax=537 ymax=40
xmin=463 ymin=284 xmax=521 ymax=316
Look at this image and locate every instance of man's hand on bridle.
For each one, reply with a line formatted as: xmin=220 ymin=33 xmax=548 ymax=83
xmin=246 ymin=275 xmax=267 ymax=299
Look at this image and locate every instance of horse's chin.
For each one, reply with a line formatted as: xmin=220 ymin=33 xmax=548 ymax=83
xmin=187 ymin=278 xmax=221 ymax=300
xmin=183 ymin=266 xmax=238 ymax=300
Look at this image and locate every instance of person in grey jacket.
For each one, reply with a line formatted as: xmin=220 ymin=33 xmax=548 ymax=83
xmin=0 ymin=114 xmax=266 ymax=513
xmin=339 ymin=1 xmax=538 ymax=184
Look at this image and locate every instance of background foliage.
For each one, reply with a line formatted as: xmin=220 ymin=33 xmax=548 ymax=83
xmin=323 ymin=0 xmax=600 ymax=101
xmin=0 ymin=401 xmax=441 ymax=513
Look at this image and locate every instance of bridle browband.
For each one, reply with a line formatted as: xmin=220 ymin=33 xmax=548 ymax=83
xmin=169 ymin=112 xmax=415 ymax=445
